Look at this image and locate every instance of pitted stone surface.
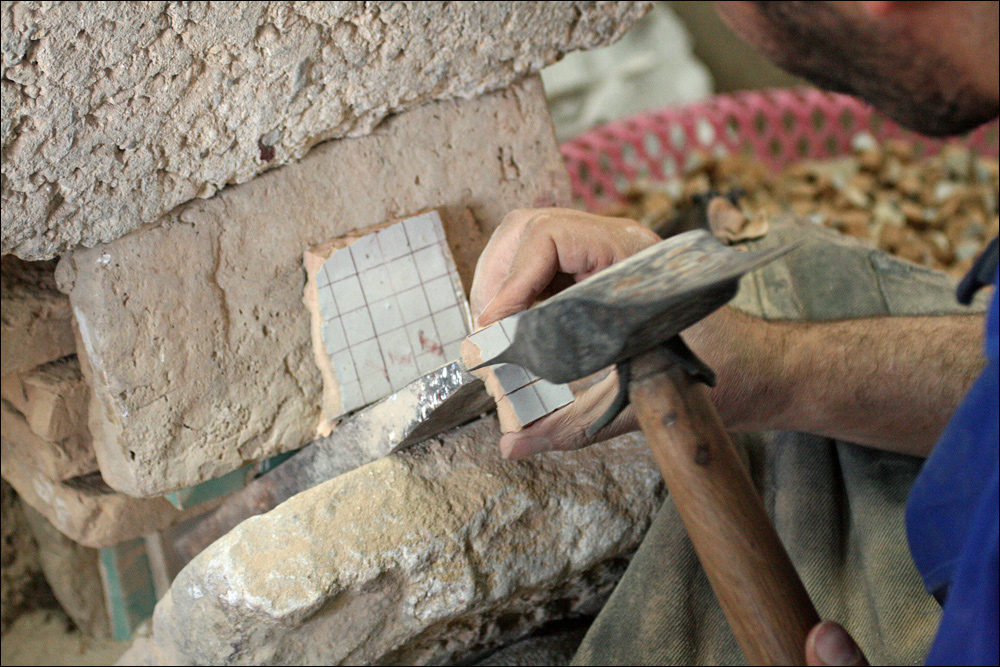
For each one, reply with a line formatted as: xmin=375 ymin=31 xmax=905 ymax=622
xmin=57 ymin=78 xmax=571 ymax=497
xmin=2 ymin=1 xmax=650 ymax=259
xmin=118 ymin=418 xmax=665 ymax=666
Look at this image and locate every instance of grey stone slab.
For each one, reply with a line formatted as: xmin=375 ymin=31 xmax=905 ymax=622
xmin=121 ymin=418 xmax=663 ymax=666
xmin=173 ymin=361 xmax=493 ymax=561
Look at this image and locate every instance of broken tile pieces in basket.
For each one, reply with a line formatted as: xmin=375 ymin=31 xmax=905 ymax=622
xmin=461 ymin=313 xmax=575 ymax=433
xmin=305 ymin=211 xmax=473 ymax=432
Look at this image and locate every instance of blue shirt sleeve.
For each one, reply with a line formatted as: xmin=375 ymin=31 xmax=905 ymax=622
xmin=905 ymin=265 xmax=999 ymax=666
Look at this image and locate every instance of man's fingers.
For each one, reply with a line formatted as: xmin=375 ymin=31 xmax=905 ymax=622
xmin=806 ymin=621 xmax=868 ymax=666
xmin=500 ymin=371 xmax=640 ymax=459
xmin=471 ymin=208 xmax=661 ymax=327
xmin=478 ymin=234 xmax=559 ymax=327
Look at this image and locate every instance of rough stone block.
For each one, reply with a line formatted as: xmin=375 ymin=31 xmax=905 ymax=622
xmin=0 ymin=257 xmax=75 ymax=376
xmin=1 ymin=477 xmax=45 ymax=634
xmin=120 ymin=417 xmax=664 ymax=666
xmin=1 ymin=398 xmax=96 ymax=481
xmin=0 ymin=446 xmax=215 ymax=549
xmin=2 ymin=1 xmax=650 ymax=259
xmin=22 ymin=503 xmax=111 ymax=638
xmin=1 ymin=355 xmax=89 ymax=442
xmin=57 ymin=76 xmax=571 ymax=497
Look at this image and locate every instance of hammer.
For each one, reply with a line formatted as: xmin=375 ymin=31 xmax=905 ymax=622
xmin=473 ymin=227 xmax=820 ymax=665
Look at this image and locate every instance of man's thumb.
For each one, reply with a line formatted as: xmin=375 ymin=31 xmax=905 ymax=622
xmin=806 ymin=620 xmax=868 ymax=666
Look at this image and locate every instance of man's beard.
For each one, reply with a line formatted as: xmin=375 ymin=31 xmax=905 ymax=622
xmin=752 ymin=1 xmax=997 ymax=137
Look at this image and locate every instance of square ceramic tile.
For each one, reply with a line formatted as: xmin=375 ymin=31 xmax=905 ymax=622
xmin=331 ymin=275 xmax=365 ymax=314
xmin=370 ymin=297 xmax=404 ymax=336
xmin=494 ymin=363 xmax=533 ymax=394
xmin=340 ymin=381 xmax=363 ymax=412
xmin=341 ymin=308 xmax=375 ymax=346
xmin=506 ymin=385 xmax=548 ymax=426
xmin=406 ymin=315 xmax=440 ymax=357
xmin=425 ymin=274 xmax=458 ymax=314
xmin=377 ymin=223 xmax=411 ymax=260
xmin=351 ymin=338 xmax=384 ymax=376
xmin=318 ymin=285 xmax=337 ymax=320
xmin=330 ymin=349 xmax=358 ymax=382
xmin=442 ymin=339 xmax=463 ymax=362
xmin=414 ymin=245 xmax=448 ymax=281
xmin=360 ymin=267 xmax=394 ymax=303
xmin=322 ymin=318 xmax=348 ymax=355
xmin=387 ymin=255 xmax=421 ymax=293
xmin=404 ymin=211 xmax=443 ymax=249
xmin=379 ymin=328 xmax=418 ymax=387
xmin=433 ymin=306 xmax=468 ymax=346
xmin=416 ymin=351 xmax=446 ymax=375
xmin=320 ymin=251 xmax=355 ymax=287
xmin=349 ymin=234 xmax=384 ymax=271
xmin=397 ymin=285 xmax=431 ymax=324
xmin=534 ymin=379 xmax=575 ymax=413
xmin=361 ymin=372 xmax=392 ymax=405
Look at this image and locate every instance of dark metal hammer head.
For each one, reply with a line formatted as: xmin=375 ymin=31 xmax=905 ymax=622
xmin=475 ymin=228 xmax=798 ymax=384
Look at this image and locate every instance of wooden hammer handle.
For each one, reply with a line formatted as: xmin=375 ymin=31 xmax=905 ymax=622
xmin=629 ymin=348 xmax=820 ymax=665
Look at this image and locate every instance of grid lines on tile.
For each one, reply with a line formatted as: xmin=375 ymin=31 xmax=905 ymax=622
xmin=316 ymin=211 xmax=472 ymax=413
xmin=465 ymin=314 xmax=575 ymax=427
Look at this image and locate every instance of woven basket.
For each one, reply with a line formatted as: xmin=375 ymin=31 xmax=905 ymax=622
xmin=560 ymin=88 xmax=1000 ymax=211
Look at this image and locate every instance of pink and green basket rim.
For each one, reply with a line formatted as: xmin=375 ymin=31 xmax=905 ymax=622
xmin=560 ymin=87 xmax=1000 ymax=210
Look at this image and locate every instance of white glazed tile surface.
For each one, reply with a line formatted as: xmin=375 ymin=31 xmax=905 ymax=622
xmin=469 ymin=311 xmax=576 ymax=427
xmin=316 ymin=211 xmax=471 ymax=413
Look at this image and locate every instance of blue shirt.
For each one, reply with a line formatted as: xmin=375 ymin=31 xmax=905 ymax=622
xmin=905 ymin=263 xmax=999 ymax=666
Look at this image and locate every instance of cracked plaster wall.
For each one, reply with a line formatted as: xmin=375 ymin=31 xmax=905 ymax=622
xmin=2 ymin=1 xmax=650 ymax=260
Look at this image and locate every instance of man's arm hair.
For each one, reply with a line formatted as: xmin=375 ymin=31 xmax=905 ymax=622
xmin=706 ymin=308 xmax=986 ymax=458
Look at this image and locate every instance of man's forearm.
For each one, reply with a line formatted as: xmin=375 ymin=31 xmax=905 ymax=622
xmin=701 ymin=308 xmax=986 ymax=458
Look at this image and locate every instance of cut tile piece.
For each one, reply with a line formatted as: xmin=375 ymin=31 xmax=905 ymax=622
xmin=461 ymin=314 xmax=576 ymax=433
xmin=502 ymin=385 xmax=548 ymax=427
xmin=466 ymin=323 xmax=510 ymax=362
xmin=534 ymin=379 xmax=575 ymax=413
xmin=498 ymin=312 xmax=522 ymax=340
xmin=304 ymin=210 xmax=472 ymax=425
xmin=494 ymin=363 xmax=534 ymax=394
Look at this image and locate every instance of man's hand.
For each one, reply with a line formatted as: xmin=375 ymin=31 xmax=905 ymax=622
xmin=470 ymin=208 xmax=660 ymax=458
xmin=471 ymin=207 xmax=983 ymax=459
xmin=471 ymin=207 xmax=661 ymax=327
xmin=806 ymin=621 xmax=868 ymax=666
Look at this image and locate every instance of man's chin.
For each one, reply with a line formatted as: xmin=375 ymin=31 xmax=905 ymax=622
xmin=786 ymin=61 xmax=998 ymax=138
xmin=880 ymin=104 xmax=999 ymax=138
